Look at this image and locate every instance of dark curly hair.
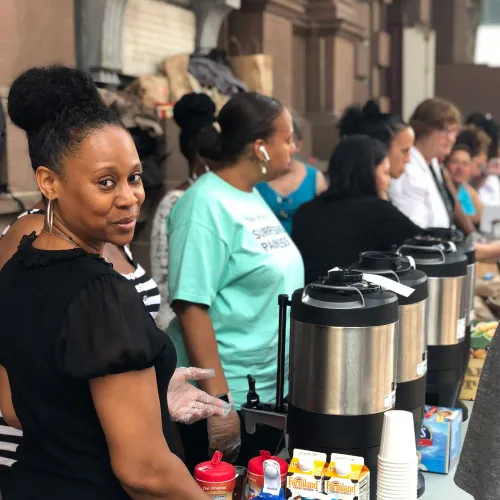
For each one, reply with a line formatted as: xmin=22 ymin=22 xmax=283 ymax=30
xmin=8 ymin=65 xmax=124 ymax=174
xmin=339 ymin=100 xmax=408 ymax=146
xmin=455 ymin=125 xmax=491 ymax=159
xmin=465 ymin=112 xmax=499 ymax=160
xmin=173 ymin=93 xmax=217 ymax=165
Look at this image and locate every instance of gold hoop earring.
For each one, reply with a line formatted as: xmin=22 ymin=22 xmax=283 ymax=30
xmin=45 ymin=199 xmax=54 ymax=233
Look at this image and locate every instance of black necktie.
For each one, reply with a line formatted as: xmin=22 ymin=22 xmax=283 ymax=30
xmin=428 ymin=163 xmax=454 ymax=225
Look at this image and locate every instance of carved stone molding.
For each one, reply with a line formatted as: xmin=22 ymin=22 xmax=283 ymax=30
xmin=238 ymin=0 xmax=365 ymax=37
xmin=307 ymin=0 xmax=366 ymax=40
xmin=237 ymin=0 xmax=309 ymax=26
xmin=75 ymin=0 xmax=128 ymax=83
xmin=192 ymin=0 xmax=241 ymax=52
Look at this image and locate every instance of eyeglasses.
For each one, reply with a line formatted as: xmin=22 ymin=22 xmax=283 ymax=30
xmin=447 ymin=159 xmax=470 ymax=168
xmin=438 ymin=126 xmax=459 ymax=138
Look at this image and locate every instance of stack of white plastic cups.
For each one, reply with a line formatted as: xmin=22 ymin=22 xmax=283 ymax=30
xmin=377 ymin=410 xmax=418 ymax=499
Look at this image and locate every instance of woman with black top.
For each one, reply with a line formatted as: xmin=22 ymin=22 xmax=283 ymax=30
xmin=0 ymin=66 xmax=214 ymax=500
xmin=0 ymin=94 xmax=227 ymax=495
xmin=292 ymin=135 xmax=421 ymax=283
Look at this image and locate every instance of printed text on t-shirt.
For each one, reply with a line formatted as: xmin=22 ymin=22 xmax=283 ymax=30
xmin=252 ymin=224 xmax=291 ymax=252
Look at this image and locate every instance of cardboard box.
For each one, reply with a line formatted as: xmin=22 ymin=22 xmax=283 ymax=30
xmin=323 ymin=453 xmax=370 ymax=500
xmin=286 ymin=449 xmax=326 ymax=500
xmin=417 ymin=406 xmax=462 ymax=474
xmin=460 ymin=356 xmax=485 ymax=401
xmin=459 ymin=320 xmax=496 ymax=401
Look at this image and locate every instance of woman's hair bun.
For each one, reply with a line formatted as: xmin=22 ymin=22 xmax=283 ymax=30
xmin=173 ymin=93 xmax=216 ymax=131
xmin=8 ymin=65 xmax=102 ymax=134
xmin=338 ymin=105 xmax=364 ymax=137
xmin=362 ymin=100 xmax=382 ymax=120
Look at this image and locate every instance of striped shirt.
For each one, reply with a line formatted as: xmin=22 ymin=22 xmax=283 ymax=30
xmin=0 ymin=208 xmax=162 ymax=468
xmin=122 ymin=245 xmax=161 ymax=318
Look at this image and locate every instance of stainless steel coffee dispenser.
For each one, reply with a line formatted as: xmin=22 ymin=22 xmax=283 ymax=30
xmin=415 ymin=229 xmax=476 ymax=420
xmin=350 ymin=251 xmax=428 ymax=440
xmin=241 ymin=269 xmax=399 ymax=498
xmin=399 ymin=239 xmax=468 ymax=408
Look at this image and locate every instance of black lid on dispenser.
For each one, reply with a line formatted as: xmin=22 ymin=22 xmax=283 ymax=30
xmin=350 ymin=251 xmax=428 ymax=305
xmin=400 ymin=238 xmax=468 ymax=278
xmin=291 ymin=269 xmax=399 ymax=328
xmin=415 ymin=228 xmax=476 ymax=265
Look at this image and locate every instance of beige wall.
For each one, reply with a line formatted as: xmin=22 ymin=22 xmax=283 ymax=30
xmin=122 ymin=0 xmax=196 ymax=76
xmin=0 ymin=0 xmax=75 ymax=88
xmin=0 ymin=0 xmax=75 ymax=196
xmin=402 ymin=27 xmax=435 ymax=121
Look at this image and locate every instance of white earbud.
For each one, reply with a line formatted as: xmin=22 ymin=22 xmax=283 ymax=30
xmin=259 ymin=145 xmax=271 ymax=162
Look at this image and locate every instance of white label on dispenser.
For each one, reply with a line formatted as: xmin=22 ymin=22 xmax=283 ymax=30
xmin=469 ymin=310 xmax=475 ymax=323
xmin=457 ymin=318 xmax=466 ymax=341
xmin=384 ymin=390 xmax=396 ymax=408
xmin=417 ymin=358 xmax=428 ymax=377
xmin=362 ymin=273 xmax=415 ymax=298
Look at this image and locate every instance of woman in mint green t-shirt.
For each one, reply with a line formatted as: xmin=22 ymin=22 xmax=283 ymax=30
xmin=167 ymin=93 xmax=304 ymax=470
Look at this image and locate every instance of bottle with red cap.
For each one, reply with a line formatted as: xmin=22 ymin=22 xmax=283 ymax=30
xmin=194 ymin=451 xmax=236 ymax=500
xmin=246 ymin=450 xmax=288 ymax=500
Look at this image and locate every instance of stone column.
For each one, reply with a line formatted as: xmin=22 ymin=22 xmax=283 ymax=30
xmin=227 ymin=0 xmax=304 ymax=108
xmin=434 ymin=0 xmax=476 ymax=65
xmin=305 ymin=0 xmax=366 ymax=159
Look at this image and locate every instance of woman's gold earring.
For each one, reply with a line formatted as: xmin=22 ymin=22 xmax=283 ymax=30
xmin=45 ymin=199 xmax=54 ymax=233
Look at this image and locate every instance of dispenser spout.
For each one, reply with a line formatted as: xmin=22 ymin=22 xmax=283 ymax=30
xmin=241 ymin=373 xmax=287 ymax=434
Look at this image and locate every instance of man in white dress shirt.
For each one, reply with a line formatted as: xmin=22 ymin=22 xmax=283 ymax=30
xmin=390 ymin=98 xmax=474 ymax=234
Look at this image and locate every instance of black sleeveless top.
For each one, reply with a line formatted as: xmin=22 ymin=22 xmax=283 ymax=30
xmin=0 ymin=234 xmax=177 ymax=500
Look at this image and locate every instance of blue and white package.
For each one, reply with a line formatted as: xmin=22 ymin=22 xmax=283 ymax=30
xmin=417 ymin=406 xmax=462 ymax=474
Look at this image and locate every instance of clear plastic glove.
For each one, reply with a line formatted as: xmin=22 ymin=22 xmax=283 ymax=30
xmin=207 ymin=404 xmax=241 ymax=463
xmin=167 ymin=367 xmax=231 ymax=425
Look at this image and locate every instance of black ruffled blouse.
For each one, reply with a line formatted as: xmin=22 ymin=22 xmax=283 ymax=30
xmin=0 ymin=234 xmax=177 ymax=500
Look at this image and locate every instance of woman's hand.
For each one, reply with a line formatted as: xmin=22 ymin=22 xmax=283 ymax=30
xmin=474 ymin=241 xmax=500 ymax=261
xmin=207 ymin=405 xmax=241 ymax=463
xmin=168 ymin=367 xmax=231 ymax=425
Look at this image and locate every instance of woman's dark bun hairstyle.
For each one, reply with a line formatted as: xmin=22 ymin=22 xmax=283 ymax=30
xmin=8 ymin=65 xmax=123 ymax=173
xmin=339 ymin=99 xmax=408 ymax=146
xmin=173 ymin=93 xmax=217 ymax=163
xmin=197 ymin=92 xmax=283 ymax=164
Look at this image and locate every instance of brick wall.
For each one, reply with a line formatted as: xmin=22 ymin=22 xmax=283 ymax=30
xmin=122 ymin=0 xmax=196 ymax=76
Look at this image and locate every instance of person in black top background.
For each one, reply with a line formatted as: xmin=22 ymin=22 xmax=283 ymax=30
xmin=0 ymin=66 xmax=211 ymax=500
xmin=292 ymin=135 xmax=421 ymax=284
